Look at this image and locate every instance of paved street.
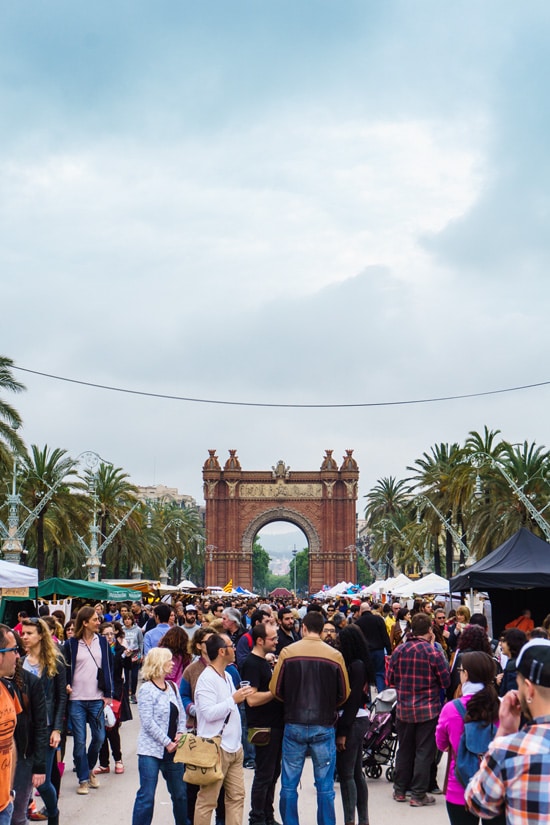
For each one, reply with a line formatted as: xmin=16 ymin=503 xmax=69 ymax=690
xmin=58 ymin=712 xmax=449 ymax=824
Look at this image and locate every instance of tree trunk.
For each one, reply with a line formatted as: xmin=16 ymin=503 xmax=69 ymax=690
xmin=52 ymin=543 xmax=59 ymax=578
xmin=433 ymin=534 xmax=442 ymax=576
xmin=445 ymin=528 xmax=454 ymax=578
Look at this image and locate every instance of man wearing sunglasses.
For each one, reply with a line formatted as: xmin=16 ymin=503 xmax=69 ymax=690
xmin=0 ymin=627 xmax=22 ymax=825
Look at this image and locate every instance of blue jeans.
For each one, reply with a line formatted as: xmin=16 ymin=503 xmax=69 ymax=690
xmin=132 ymin=754 xmax=187 ymax=825
xmin=280 ymin=724 xmax=336 ymax=825
xmin=0 ymin=802 xmax=13 ymax=825
xmin=13 ymin=746 xmax=59 ymax=825
xmin=370 ymin=649 xmax=386 ymax=693
xmin=69 ymin=699 xmax=106 ymax=783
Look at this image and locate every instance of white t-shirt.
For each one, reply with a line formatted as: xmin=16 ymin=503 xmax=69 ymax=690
xmin=195 ymin=666 xmax=241 ymax=753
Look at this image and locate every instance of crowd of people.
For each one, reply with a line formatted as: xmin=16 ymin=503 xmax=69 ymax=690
xmin=0 ymin=593 xmax=548 ymax=825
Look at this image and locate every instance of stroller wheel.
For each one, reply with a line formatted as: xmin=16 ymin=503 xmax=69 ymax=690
xmin=385 ymin=767 xmax=394 ymax=782
xmin=369 ymin=764 xmax=382 ymax=779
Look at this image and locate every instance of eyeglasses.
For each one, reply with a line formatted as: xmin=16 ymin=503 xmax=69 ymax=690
xmin=457 ymin=666 xmax=465 ymax=673
xmin=0 ymin=647 xmax=19 ymax=654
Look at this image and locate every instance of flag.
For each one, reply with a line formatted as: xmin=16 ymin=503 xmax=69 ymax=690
xmin=223 ymin=579 xmax=233 ymax=593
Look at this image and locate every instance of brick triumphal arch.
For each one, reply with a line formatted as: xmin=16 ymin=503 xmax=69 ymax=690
xmin=202 ymin=449 xmax=359 ymax=593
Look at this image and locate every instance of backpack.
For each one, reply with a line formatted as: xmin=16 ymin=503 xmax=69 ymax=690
xmin=452 ymin=699 xmax=496 ymax=787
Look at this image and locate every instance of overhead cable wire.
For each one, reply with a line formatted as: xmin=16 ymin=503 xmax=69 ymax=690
xmin=13 ymin=365 xmax=550 ymax=410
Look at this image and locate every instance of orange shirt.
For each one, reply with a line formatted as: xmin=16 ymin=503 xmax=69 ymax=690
xmin=504 ymin=615 xmax=535 ymax=633
xmin=0 ymin=682 xmax=21 ymax=812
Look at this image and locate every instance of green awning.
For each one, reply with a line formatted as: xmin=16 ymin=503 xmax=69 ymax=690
xmin=38 ymin=577 xmax=142 ymax=602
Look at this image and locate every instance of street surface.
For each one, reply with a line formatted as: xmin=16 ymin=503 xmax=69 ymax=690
xmin=58 ymin=712 xmax=450 ymax=824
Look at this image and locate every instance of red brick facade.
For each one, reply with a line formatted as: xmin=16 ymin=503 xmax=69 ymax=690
xmin=202 ymin=449 xmax=359 ymax=593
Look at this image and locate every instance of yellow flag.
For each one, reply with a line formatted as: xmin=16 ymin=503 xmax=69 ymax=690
xmin=223 ymin=579 xmax=233 ymax=593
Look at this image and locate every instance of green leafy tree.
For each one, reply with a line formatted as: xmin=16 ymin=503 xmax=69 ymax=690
xmin=364 ymin=476 xmax=412 ymax=575
xmin=0 ymin=356 xmax=26 ymax=473
xmin=86 ymin=464 xmax=139 ymax=569
xmin=20 ymin=445 xmax=81 ymax=579
xmin=408 ymin=442 xmax=463 ymax=577
xmin=288 ymin=548 xmax=309 ymax=592
xmin=252 ymin=539 xmax=271 ymax=593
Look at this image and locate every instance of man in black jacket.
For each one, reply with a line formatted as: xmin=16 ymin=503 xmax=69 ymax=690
xmin=355 ymin=602 xmax=391 ymax=693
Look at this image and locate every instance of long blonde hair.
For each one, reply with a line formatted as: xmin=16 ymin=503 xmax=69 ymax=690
xmin=21 ymin=618 xmax=64 ymax=678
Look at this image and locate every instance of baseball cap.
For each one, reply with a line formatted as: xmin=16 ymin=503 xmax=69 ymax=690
xmin=185 ymin=605 xmax=198 ymax=613
xmin=516 ymin=639 xmax=550 ymax=687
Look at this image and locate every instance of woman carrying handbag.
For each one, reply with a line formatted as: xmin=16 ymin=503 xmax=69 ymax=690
xmin=132 ymin=647 xmax=187 ymax=825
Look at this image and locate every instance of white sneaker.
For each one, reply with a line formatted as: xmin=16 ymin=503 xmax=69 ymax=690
xmin=77 ymin=782 xmax=89 ymax=795
xmin=88 ymin=773 xmax=100 ymax=789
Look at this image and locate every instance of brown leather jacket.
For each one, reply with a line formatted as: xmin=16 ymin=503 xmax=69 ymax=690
xmin=269 ymin=637 xmax=350 ymax=726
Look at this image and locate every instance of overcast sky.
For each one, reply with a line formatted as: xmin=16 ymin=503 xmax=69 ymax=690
xmin=3 ymin=2 xmax=550 ymax=522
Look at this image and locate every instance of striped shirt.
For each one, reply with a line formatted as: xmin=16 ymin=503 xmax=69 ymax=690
xmin=465 ymin=716 xmax=550 ymax=824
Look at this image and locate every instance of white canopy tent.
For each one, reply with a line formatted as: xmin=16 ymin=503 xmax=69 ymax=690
xmin=0 ymin=560 xmax=38 ymax=589
xmin=392 ymin=572 xmax=450 ymax=597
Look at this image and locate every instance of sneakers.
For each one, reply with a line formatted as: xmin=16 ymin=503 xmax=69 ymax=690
xmin=88 ymin=773 xmax=100 ymax=789
xmin=430 ymin=785 xmax=443 ymax=795
xmin=29 ymin=808 xmax=48 ymax=821
xmin=115 ymin=761 xmax=124 ymax=774
xmin=410 ymin=794 xmax=436 ymax=807
xmin=130 ymin=695 xmax=137 ymax=704
xmin=393 ymin=791 xmax=407 ymax=802
xmin=77 ymin=782 xmax=89 ymax=795
xmin=93 ymin=766 xmax=110 ymax=774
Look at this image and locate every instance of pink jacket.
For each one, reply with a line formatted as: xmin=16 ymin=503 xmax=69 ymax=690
xmin=436 ymin=694 xmax=496 ymax=806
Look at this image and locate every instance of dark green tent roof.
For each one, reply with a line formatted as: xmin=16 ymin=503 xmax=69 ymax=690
xmin=38 ymin=577 xmax=142 ymax=602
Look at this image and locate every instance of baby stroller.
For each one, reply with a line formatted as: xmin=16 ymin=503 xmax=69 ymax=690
xmin=362 ymin=688 xmax=398 ymax=782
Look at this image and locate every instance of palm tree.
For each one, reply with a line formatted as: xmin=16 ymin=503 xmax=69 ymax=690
xmin=469 ymin=439 xmax=550 ymax=554
xmin=364 ymin=476 xmax=413 ymax=577
xmin=20 ymin=445 xmax=80 ymax=579
xmin=146 ymin=500 xmax=204 ymax=584
xmin=0 ymin=356 xmax=26 ymax=472
xmin=85 ymin=464 xmax=139 ymax=570
xmin=408 ymin=443 xmax=463 ymax=577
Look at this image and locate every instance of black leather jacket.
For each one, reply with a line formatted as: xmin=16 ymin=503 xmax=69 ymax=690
xmin=21 ymin=654 xmax=67 ymax=733
xmin=3 ymin=666 xmax=49 ymax=774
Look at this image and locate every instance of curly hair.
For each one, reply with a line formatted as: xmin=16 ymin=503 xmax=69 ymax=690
xmin=158 ymin=626 xmax=190 ymax=659
xmin=457 ymin=624 xmax=491 ymax=654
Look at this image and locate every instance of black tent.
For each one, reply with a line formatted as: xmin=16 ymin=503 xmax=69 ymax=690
xmin=450 ymin=527 xmax=550 ymax=635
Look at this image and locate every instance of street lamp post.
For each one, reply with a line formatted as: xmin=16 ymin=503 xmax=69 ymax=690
xmin=378 ymin=518 xmax=432 ymax=574
xmin=414 ymin=495 xmax=472 ymax=564
xmin=471 ymin=452 xmax=550 ymax=542
xmin=292 ymin=546 xmax=297 ymax=593
xmin=0 ymin=450 xmax=105 ymax=566
xmin=76 ymin=452 xmax=141 ymax=582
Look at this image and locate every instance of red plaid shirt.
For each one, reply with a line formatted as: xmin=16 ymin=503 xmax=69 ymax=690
xmin=387 ymin=637 xmax=450 ymax=723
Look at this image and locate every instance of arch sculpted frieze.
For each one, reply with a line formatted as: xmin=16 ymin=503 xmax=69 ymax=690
xmin=241 ymin=507 xmax=321 ymax=558
xmin=239 ymin=480 xmax=323 ymax=499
